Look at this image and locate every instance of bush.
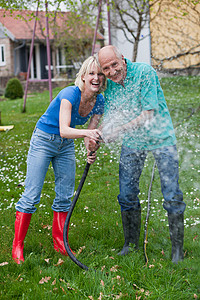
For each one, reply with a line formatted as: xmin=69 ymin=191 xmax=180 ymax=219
xmin=4 ymin=77 xmax=24 ymax=99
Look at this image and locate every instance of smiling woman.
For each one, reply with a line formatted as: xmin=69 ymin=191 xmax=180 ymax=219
xmin=12 ymin=55 xmax=106 ymax=265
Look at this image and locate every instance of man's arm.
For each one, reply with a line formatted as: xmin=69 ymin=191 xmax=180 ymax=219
xmin=121 ymin=110 xmax=154 ymax=132
xmin=102 ymin=109 xmax=154 ymax=143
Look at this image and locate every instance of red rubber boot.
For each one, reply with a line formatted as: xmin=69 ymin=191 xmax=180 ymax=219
xmin=12 ymin=211 xmax=32 ymax=264
xmin=52 ymin=211 xmax=75 ymax=256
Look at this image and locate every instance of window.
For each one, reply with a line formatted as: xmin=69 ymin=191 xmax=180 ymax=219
xmin=0 ymin=45 xmax=6 ymax=66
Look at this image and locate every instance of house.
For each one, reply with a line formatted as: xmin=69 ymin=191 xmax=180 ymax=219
xmin=108 ymin=1 xmax=200 ymax=75
xmin=0 ymin=9 xmax=104 ymax=88
xmin=150 ymin=0 xmax=200 ymax=75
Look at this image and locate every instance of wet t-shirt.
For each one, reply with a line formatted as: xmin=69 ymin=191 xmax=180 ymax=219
xmin=103 ymin=59 xmax=176 ymax=150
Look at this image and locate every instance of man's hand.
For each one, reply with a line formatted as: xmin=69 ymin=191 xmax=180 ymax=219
xmin=102 ymin=126 xmax=122 ymax=143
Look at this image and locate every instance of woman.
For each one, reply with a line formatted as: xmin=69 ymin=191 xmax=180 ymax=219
xmin=12 ymin=56 xmax=106 ymax=264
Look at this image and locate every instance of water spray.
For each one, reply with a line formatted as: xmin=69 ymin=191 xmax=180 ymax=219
xmin=144 ymin=161 xmax=156 ymax=265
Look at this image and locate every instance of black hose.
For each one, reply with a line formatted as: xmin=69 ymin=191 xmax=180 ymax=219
xmin=63 ymin=154 xmax=94 ymax=271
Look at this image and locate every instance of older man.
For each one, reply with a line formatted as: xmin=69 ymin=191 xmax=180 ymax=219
xmin=97 ymin=45 xmax=186 ymax=263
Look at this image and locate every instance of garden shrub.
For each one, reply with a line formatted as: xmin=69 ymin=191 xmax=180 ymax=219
xmin=4 ymin=78 xmax=24 ymax=99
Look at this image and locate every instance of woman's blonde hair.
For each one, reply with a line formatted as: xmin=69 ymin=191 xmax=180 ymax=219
xmin=75 ymin=56 xmax=106 ymax=93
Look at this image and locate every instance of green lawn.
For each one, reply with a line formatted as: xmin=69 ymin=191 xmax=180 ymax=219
xmin=0 ymin=76 xmax=199 ymax=299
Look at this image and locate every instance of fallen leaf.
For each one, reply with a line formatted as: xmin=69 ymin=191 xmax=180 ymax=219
xmin=60 ymin=286 xmax=67 ymax=295
xmin=110 ymin=265 xmax=120 ymax=272
xmin=133 ymin=283 xmax=140 ymax=289
xmin=100 ymin=280 xmax=104 ymax=287
xmin=109 ymin=256 xmax=115 ymax=260
xmin=193 ymin=235 xmax=198 ymax=241
xmin=52 ymin=279 xmax=56 ymax=285
xmin=0 ymin=262 xmax=8 ymax=266
xmin=194 ymin=294 xmax=198 ymax=299
xmin=88 ymin=296 xmax=94 ymax=300
xmin=54 ymin=258 xmax=64 ymax=266
xmin=44 ymin=258 xmax=50 ymax=263
xmin=98 ymin=292 xmax=103 ymax=300
xmin=116 ymin=275 xmax=121 ymax=280
xmin=15 ymin=274 xmax=21 ymax=281
xmin=145 ymin=291 xmax=150 ymax=296
xmin=77 ymin=246 xmax=85 ymax=255
xmin=101 ymin=265 xmax=106 ymax=271
xmin=39 ymin=276 xmax=51 ymax=284
xmin=149 ymin=264 xmax=155 ymax=268
xmin=115 ymin=292 xmax=125 ymax=299
xmin=42 ymin=224 xmax=52 ymax=230
xmin=161 ymin=249 xmax=165 ymax=255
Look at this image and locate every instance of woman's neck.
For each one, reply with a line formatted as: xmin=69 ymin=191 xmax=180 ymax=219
xmin=81 ymin=90 xmax=97 ymax=104
xmin=79 ymin=91 xmax=97 ymax=117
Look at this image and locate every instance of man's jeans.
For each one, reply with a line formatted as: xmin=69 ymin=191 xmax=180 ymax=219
xmin=118 ymin=145 xmax=186 ymax=214
xmin=16 ymin=128 xmax=76 ymax=214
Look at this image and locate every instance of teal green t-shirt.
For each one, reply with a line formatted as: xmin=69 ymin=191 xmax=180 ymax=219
xmin=104 ymin=59 xmax=176 ymax=150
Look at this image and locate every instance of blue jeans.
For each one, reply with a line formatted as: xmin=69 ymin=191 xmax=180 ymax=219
xmin=118 ymin=145 xmax=186 ymax=214
xmin=16 ymin=128 xmax=76 ymax=213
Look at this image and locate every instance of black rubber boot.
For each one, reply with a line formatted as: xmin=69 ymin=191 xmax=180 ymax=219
xmin=168 ymin=213 xmax=184 ymax=263
xmin=118 ymin=208 xmax=141 ymax=256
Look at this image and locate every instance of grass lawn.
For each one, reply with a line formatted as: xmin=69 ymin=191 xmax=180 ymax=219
xmin=0 ymin=76 xmax=199 ymax=299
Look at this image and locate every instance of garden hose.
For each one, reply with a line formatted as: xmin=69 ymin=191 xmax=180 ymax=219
xmin=63 ymin=147 xmax=100 ymax=271
xmin=63 ymin=160 xmax=91 ymax=271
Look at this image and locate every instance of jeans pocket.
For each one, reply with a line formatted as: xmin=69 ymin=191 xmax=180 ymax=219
xmin=34 ymin=128 xmax=51 ymax=141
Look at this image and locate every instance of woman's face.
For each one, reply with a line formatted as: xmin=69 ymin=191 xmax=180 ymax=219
xmin=82 ymin=63 xmax=105 ymax=94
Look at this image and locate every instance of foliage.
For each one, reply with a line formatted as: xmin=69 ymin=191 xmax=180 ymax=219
xmin=4 ymin=78 xmax=24 ymax=100
xmin=52 ymin=11 xmax=94 ymax=63
xmin=0 ymin=76 xmax=200 ymax=299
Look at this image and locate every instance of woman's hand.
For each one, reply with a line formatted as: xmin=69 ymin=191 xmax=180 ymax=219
xmin=85 ymin=129 xmax=101 ymax=142
xmin=87 ymin=150 xmax=96 ymax=164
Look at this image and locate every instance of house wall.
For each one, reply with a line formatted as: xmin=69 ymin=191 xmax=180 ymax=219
xmin=150 ymin=1 xmax=200 ymax=72
xmin=0 ymin=37 xmax=15 ymax=76
xmin=108 ymin=3 xmax=151 ymax=64
xmin=110 ymin=24 xmax=151 ymax=65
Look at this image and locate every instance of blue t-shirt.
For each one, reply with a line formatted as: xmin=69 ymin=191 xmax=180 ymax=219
xmin=104 ymin=59 xmax=176 ymax=150
xmin=36 ymin=86 xmax=104 ymax=135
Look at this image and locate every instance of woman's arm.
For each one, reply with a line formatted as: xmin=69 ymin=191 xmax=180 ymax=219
xmin=59 ymin=99 xmax=101 ymax=141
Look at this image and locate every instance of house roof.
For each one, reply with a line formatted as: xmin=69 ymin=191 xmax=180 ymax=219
xmin=0 ymin=9 xmax=104 ymax=42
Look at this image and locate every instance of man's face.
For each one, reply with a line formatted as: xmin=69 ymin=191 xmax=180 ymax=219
xmin=98 ymin=49 xmax=126 ymax=84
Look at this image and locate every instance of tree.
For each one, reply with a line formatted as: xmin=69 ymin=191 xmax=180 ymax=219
xmin=108 ymin=0 xmax=150 ymax=62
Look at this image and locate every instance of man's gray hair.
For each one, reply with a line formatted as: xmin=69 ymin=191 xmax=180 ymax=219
xmin=96 ymin=45 xmax=123 ymax=62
